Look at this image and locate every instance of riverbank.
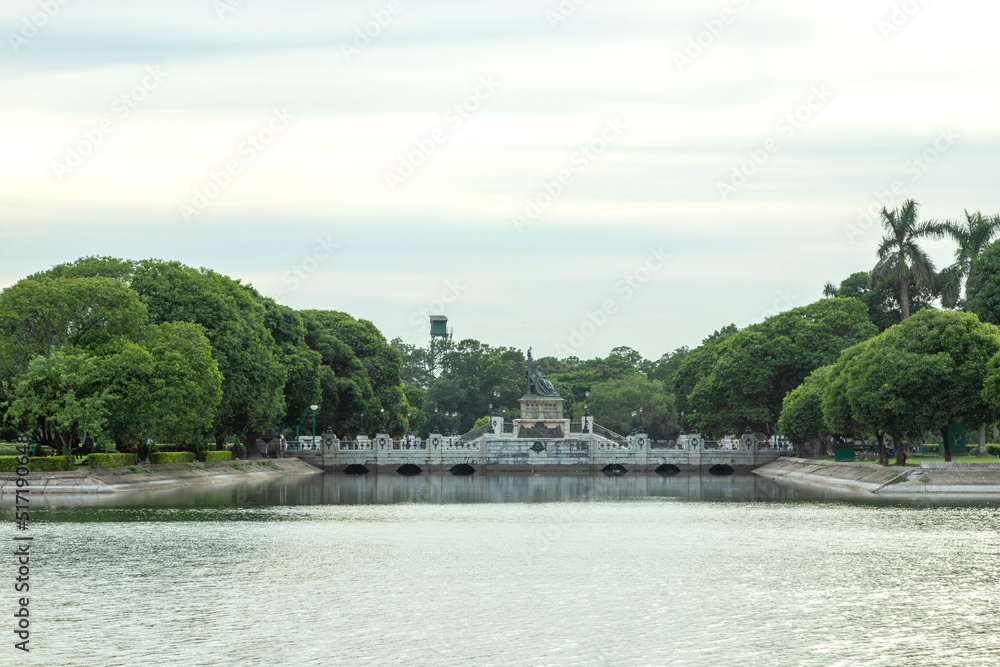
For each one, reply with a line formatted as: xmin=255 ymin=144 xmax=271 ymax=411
xmin=0 ymin=457 xmax=323 ymax=494
xmin=754 ymin=457 xmax=1000 ymax=496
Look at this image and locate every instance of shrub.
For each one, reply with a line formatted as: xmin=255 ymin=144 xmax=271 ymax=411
xmin=0 ymin=456 xmax=72 ymax=472
xmin=230 ymin=442 xmax=247 ymax=459
xmin=149 ymin=452 xmax=196 ymax=465
xmin=200 ymin=450 xmax=232 ymax=462
xmin=919 ymin=444 xmax=940 ymax=456
xmin=152 ymin=444 xmax=185 ymax=453
xmin=988 ymin=444 xmax=1000 ymax=457
xmin=88 ymin=453 xmax=138 ymax=469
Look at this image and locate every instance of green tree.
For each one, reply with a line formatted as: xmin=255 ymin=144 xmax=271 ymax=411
xmin=30 ymin=257 xmax=287 ymax=448
xmin=587 ymin=374 xmax=676 ymax=440
xmin=423 ymin=339 xmax=523 ymax=435
xmin=825 ymin=271 xmax=933 ymax=332
xmin=142 ymin=322 xmax=223 ymax=447
xmin=778 ymin=365 xmax=833 ymax=456
xmin=840 ymin=309 xmax=1000 ymax=463
xmin=4 ymin=348 xmax=111 ymax=465
xmin=672 ymin=332 xmax=736 ymax=427
xmin=0 ymin=276 xmax=147 ymax=383
xmin=821 ymin=340 xmax=875 ymax=443
xmin=869 ymin=199 xmax=943 ymax=321
xmin=302 ymin=310 xmax=408 ymax=435
xmin=688 ymin=298 xmax=877 ymax=436
xmin=648 ymin=346 xmax=690 ymax=389
xmin=940 ymin=210 xmax=1000 ymax=309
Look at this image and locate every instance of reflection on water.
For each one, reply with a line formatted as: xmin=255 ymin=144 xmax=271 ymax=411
xmin=10 ymin=471 xmax=995 ymax=515
xmin=2 ymin=473 xmax=1000 ymax=666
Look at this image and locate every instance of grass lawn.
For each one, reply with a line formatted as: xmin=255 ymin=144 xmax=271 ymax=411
xmin=811 ymin=454 xmax=1000 ymax=467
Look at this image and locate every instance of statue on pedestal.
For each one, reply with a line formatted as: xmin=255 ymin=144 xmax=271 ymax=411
xmin=525 ymin=348 xmax=559 ymax=397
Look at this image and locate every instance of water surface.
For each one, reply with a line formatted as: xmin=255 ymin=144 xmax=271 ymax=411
xmin=4 ymin=473 xmax=999 ymax=666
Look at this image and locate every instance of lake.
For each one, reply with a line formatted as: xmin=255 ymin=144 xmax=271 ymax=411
xmin=3 ymin=472 xmax=999 ymax=666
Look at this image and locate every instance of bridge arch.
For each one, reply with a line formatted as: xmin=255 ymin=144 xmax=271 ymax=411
xmin=397 ymin=464 xmax=422 ymax=476
xmin=450 ymin=464 xmax=475 ymax=476
xmin=343 ymin=464 xmax=369 ymax=475
xmin=655 ymin=464 xmax=680 ymax=476
xmin=708 ymin=464 xmax=734 ymax=476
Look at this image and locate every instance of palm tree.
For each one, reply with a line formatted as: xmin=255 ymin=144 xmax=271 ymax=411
xmin=940 ymin=210 xmax=1000 ymax=310
xmin=870 ymin=199 xmax=943 ymax=321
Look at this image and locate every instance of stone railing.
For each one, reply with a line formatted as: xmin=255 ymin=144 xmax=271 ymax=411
xmin=456 ymin=424 xmax=488 ymax=445
xmin=339 ymin=439 xmax=373 ymax=451
xmin=592 ymin=423 xmax=628 ymax=446
xmin=392 ymin=439 xmax=427 ymax=450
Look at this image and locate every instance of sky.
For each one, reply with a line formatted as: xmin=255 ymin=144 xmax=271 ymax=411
xmin=2 ymin=0 xmax=998 ymax=361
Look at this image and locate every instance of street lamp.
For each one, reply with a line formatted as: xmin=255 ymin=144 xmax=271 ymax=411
xmin=380 ymin=407 xmax=385 ymax=432
xmin=638 ymin=407 xmax=644 ymax=432
xmin=310 ymin=404 xmax=319 ymax=451
xmin=631 ymin=410 xmax=637 ymax=435
xmin=433 ymin=407 xmax=440 ymax=433
xmin=488 ymin=403 xmax=494 ymax=433
xmin=582 ymin=390 xmax=591 ymax=433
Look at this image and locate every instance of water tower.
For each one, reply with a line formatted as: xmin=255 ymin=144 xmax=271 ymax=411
xmin=429 ymin=315 xmax=452 ymax=340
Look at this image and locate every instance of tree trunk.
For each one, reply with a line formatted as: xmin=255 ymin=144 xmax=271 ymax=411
xmin=941 ymin=428 xmax=952 ymax=462
xmin=978 ymin=424 xmax=987 ymax=456
xmin=895 ymin=433 xmax=908 ymax=466
xmin=899 ymin=274 xmax=910 ymax=320
xmin=877 ymin=433 xmax=887 ymax=466
xmin=993 ymin=423 xmax=998 ymax=444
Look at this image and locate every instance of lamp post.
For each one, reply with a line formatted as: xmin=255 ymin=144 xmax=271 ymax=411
xmin=488 ymin=403 xmax=494 ymax=433
xmin=433 ymin=407 xmax=439 ymax=433
xmin=631 ymin=410 xmax=637 ymax=435
xmin=380 ymin=407 xmax=385 ymax=432
xmin=310 ymin=404 xmax=319 ymax=451
xmin=638 ymin=407 xmax=644 ymax=432
xmin=583 ymin=390 xmax=591 ymax=433
xmin=680 ymin=410 xmax=685 ymax=434
xmin=360 ymin=411 xmax=365 ymax=438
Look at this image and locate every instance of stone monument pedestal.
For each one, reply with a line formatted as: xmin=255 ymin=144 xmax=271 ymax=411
xmin=514 ymin=396 xmax=570 ymax=439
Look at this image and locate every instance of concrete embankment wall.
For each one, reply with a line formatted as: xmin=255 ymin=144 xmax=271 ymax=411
xmin=753 ymin=457 xmax=906 ymax=493
xmin=0 ymin=457 xmax=323 ymax=494
xmin=755 ymin=457 xmax=1000 ymax=495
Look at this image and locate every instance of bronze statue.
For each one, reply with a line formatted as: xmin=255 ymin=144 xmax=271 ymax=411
xmin=525 ymin=347 xmax=560 ymax=397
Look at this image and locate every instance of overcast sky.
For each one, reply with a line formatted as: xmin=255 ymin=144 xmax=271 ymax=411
xmin=2 ymin=0 xmax=998 ymax=360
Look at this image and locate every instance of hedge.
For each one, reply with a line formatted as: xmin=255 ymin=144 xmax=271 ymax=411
xmin=88 ymin=453 xmax=138 ymax=469
xmin=200 ymin=450 xmax=232 ymax=462
xmin=0 ymin=456 xmax=72 ymax=472
xmin=149 ymin=452 xmax=196 ymax=465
